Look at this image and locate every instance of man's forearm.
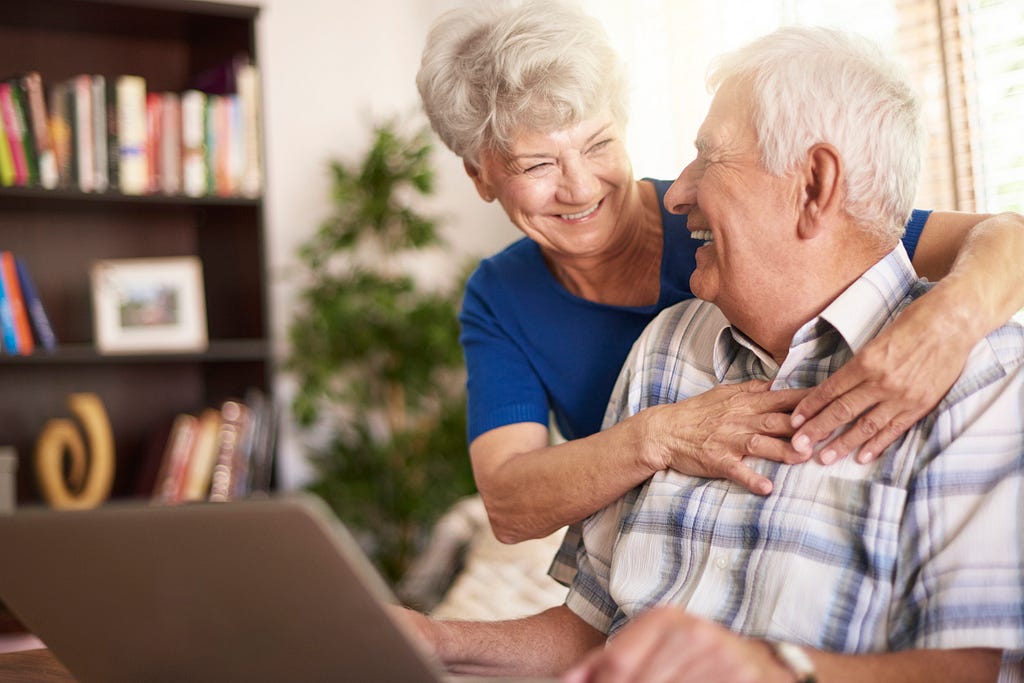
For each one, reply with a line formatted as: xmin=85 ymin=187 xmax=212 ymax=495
xmin=431 ymin=605 xmax=604 ymax=677
xmin=807 ymin=645 xmax=1002 ymax=682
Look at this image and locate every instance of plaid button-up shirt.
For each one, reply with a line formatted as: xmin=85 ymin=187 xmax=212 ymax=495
xmin=551 ymin=246 xmax=1024 ymax=678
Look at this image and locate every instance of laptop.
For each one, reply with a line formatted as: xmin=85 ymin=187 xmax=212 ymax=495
xmin=0 ymin=494 xmax=557 ymax=683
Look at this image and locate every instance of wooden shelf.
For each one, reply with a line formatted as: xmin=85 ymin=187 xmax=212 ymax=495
xmin=0 ymin=0 xmax=271 ymax=505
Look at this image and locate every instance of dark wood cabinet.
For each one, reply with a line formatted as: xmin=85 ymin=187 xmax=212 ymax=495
xmin=0 ymin=0 xmax=271 ymax=502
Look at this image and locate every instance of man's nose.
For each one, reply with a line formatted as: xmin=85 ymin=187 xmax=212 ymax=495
xmin=664 ymin=160 xmax=699 ymax=215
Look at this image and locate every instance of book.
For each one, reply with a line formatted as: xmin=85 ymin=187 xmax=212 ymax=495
xmin=0 ymin=252 xmax=33 ymax=355
xmin=0 ymin=255 xmax=19 ymax=353
xmin=90 ymin=75 xmax=108 ymax=193
xmin=208 ymin=399 xmax=250 ymax=502
xmin=204 ymin=94 xmax=220 ymax=197
xmin=7 ymin=79 xmax=39 ymax=187
xmin=236 ymin=63 xmax=262 ymax=198
xmin=153 ymin=413 xmax=198 ymax=504
xmin=47 ymin=81 xmax=73 ymax=188
xmin=0 ymin=82 xmax=29 ymax=186
xmin=179 ymin=407 xmax=222 ymax=501
xmin=20 ymin=71 xmax=58 ymax=189
xmin=210 ymin=94 xmax=234 ymax=197
xmin=237 ymin=386 xmax=277 ymax=497
xmin=181 ymin=89 xmax=207 ymax=197
xmin=144 ymin=91 xmax=163 ymax=193
xmin=103 ymin=77 xmax=119 ymax=191
xmin=115 ymin=75 xmax=147 ymax=195
xmin=0 ymin=110 xmax=13 ymax=186
xmin=159 ymin=92 xmax=181 ymax=195
xmin=72 ymin=74 xmax=95 ymax=192
xmin=14 ymin=255 xmax=57 ymax=352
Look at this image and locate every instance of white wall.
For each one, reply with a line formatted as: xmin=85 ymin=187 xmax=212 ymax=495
xmin=239 ymin=0 xmax=517 ymax=488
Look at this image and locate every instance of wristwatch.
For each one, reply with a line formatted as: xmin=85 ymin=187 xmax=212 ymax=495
xmin=768 ymin=640 xmax=817 ymax=683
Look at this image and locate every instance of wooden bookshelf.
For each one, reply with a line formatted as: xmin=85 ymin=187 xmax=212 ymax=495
xmin=0 ymin=0 xmax=272 ymax=503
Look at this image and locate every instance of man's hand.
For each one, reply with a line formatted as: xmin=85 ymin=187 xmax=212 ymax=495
xmin=562 ymin=607 xmax=792 ymax=683
xmin=648 ymin=379 xmax=810 ymax=495
xmin=789 ymin=293 xmax=972 ymax=464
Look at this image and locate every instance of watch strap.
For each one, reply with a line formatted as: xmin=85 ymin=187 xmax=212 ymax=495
xmin=768 ymin=640 xmax=817 ymax=683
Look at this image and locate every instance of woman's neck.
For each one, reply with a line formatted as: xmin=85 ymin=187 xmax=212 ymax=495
xmin=548 ymin=180 xmax=664 ymax=307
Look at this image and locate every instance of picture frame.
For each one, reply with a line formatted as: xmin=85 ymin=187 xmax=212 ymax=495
xmin=91 ymin=256 xmax=208 ymax=354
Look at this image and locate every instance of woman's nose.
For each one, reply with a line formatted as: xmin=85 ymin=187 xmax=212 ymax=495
xmin=557 ymin=157 xmax=601 ymax=205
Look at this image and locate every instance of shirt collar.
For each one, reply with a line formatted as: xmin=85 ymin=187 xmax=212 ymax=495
xmin=711 ymin=244 xmax=920 ymax=381
xmin=814 ymin=244 xmax=919 ymax=354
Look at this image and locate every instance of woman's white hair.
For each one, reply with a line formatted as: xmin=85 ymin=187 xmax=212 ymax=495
xmin=709 ymin=26 xmax=922 ymax=242
xmin=416 ymin=0 xmax=628 ymax=166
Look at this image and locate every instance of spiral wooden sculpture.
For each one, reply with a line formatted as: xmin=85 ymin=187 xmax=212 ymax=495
xmin=34 ymin=393 xmax=115 ymax=509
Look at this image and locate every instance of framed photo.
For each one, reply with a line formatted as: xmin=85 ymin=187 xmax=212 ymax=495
xmin=91 ymin=256 xmax=208 ymax=354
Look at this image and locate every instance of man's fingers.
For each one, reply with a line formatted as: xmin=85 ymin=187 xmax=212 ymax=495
xmin=734 ymin=378 xmax=773 ymax=393
xmin=723 ymin=460 xmax=774 ymax=496
xmin=751 ymin=386 xmax=810 ymax=413
xmin=745 ymin=432 xmax=806 ymax=464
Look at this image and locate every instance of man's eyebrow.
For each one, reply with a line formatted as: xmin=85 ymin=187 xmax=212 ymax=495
xmin=694 ymin=136 xmax=711 ymax=156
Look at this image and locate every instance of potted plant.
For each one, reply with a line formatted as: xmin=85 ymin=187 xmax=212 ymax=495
xmin=286 ymin=120 xmax=476 ymax=584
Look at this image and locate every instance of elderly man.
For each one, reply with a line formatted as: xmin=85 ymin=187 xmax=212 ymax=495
xmin=406 ymin=26 xmax=1024 ymax=682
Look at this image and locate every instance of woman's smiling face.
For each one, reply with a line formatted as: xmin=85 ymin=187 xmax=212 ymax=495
xmin=466 ymin=111 xmax=636 ymax=261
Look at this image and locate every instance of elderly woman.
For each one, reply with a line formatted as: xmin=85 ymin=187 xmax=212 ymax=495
xmin=416 ymin=0 xmax=1024 ymax=543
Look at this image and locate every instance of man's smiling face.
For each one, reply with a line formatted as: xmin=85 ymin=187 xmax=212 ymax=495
xmin=663 ymin=83 xmax=802 ymax=318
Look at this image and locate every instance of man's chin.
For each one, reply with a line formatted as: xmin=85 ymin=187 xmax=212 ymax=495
xmin=689 ymin=273 xmax=717 ymax=304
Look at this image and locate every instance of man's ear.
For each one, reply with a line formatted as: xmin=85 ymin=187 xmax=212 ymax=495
xmin=464 ymin=160 xmax=495 ymax=202
xmin=797 ymin=143 xmax=842 ymax=240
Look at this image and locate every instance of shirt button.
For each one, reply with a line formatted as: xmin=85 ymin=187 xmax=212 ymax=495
xmin=715 ymin=555 xmax=729 ymax=570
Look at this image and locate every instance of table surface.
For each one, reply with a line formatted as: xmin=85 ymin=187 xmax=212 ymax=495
xmin=0 ymin=648 xmax=75 ymax=682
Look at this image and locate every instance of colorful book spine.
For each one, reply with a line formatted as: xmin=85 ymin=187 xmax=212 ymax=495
xmin=116 ymin=75 xmax=148 ymax=195
xmin=21 ymin=71 xmax=58 ymax=189
xmin=180 ymin=407 xmax=223 ymax=501
xmin=237 ymin=63 xmax=262 ymax=198
xmin=104 ymin=77 xmax=119 ymax=191
xmin=159 ymin=92 xmax=181 ymax=195
xmin=153 ymin=413 xmax=198 ymax=504
xmin=14 ymin=255 xmax=57 ymax=352
xmin=8 ymin=80 xmax=39 ymax=187
xmin=204 ymin=94 xmax=219 ymax=196
xmin=73 ymin=74 xmax=95 ymax=192
xmin=0 ymin=82 xmax=29 ymax=186
xmin=0 ymin=255 xmax=18 ymax=354
xmin=145 ymin=91 xmax=163 ymax=194
xmin=47 ymin=81 xmax=73 ymax=188
xmin=181 ymin=89 xmax=207 ymax=197
xmin=0 ymin=109 xmax=14 ymax=186
xmin=91 ymin=74 xmax=108 ymax=193
xmin=0 ymin=251 xmax=33 ymax=355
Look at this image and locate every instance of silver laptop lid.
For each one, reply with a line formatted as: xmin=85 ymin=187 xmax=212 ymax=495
xmin=0 ymin=494 xmax=447 ymax=683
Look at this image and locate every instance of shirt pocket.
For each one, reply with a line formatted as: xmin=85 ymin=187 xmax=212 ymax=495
xmin=762 ymin=474 xmax=906 ymax=652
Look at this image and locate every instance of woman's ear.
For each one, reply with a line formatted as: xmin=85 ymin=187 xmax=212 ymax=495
xmin=464 ymin=160 xmax=495 ymax=202
xmin=797 ymin=143 xmax=842 ymax=240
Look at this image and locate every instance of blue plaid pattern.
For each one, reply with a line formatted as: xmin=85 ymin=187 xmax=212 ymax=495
xmin=552 ymin=246 xmax=1024 ymax=677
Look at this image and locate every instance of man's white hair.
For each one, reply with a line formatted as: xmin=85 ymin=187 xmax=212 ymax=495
xmin=709 ymin=26 xmax=922 ymax=243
